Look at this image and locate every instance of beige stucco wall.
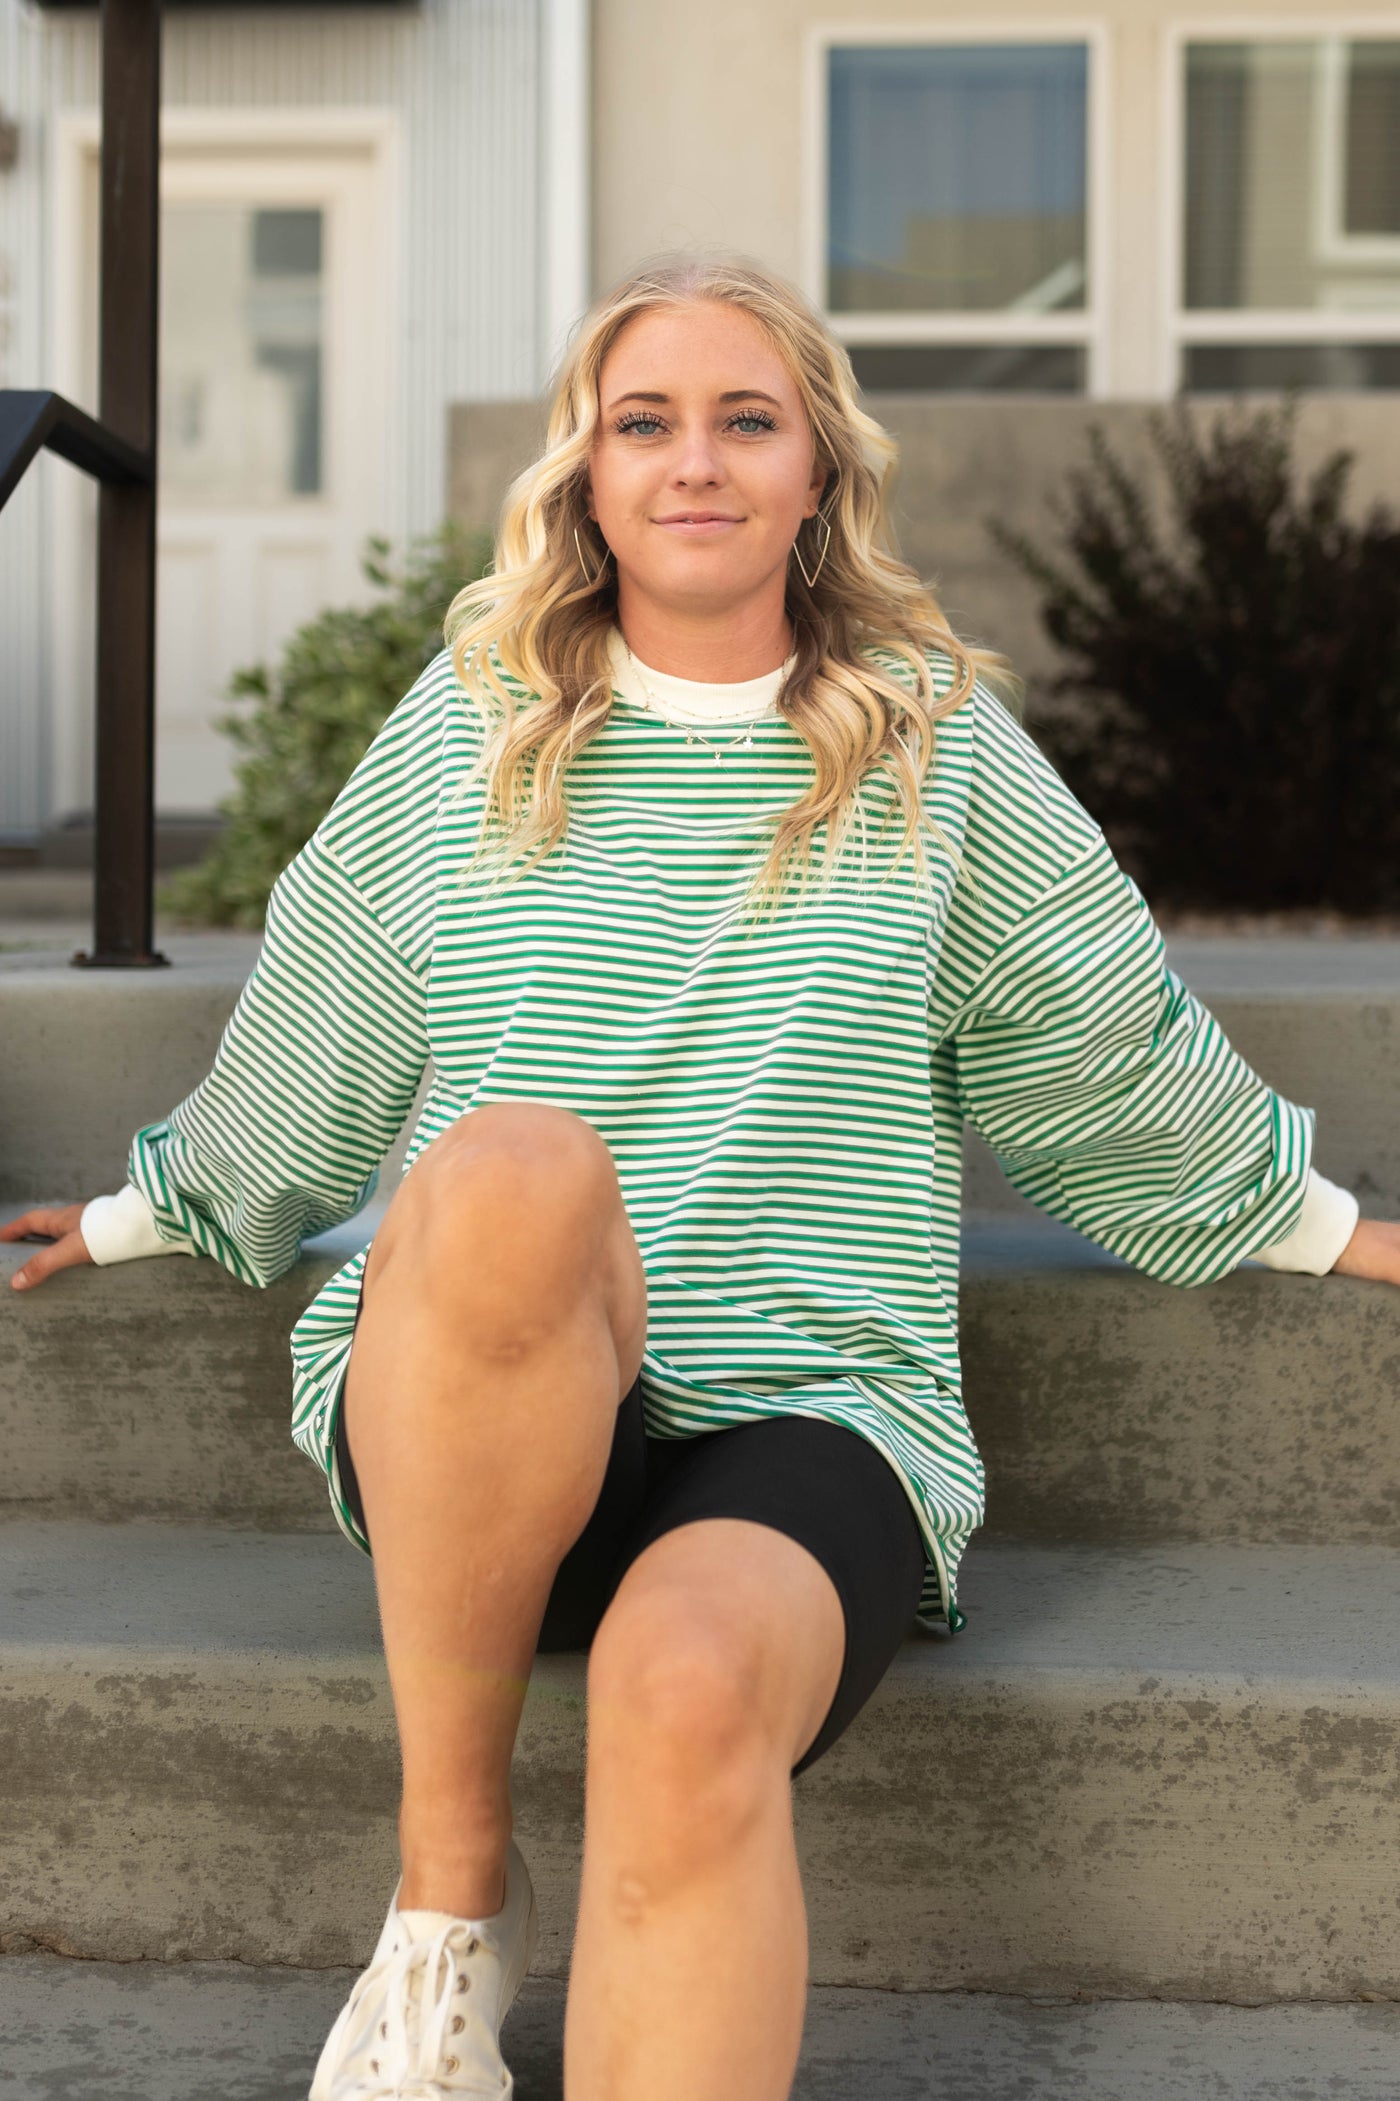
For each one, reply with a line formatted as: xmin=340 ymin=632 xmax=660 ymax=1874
xmin=589 ymin=0 xmax=1398 ymax=401
xmin=449 ymin=394 xmax=1400 ymax=696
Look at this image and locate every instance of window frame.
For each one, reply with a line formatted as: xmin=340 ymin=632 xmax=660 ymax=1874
xmin=803 ymin=18 xmax=1113 ymax=395
xmin=1161 ymin=14 xmax=1400 ymax=394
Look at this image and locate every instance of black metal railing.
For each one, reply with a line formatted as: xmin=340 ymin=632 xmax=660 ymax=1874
xmin=0 ymin=0 xmax=166 ymax=967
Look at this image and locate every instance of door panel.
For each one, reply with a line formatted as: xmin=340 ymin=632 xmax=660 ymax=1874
xmin=60 ymin=135 xmax=389 ymax=818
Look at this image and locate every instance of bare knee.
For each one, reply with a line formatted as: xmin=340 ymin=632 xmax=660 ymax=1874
xmin=369 ymin=1103 xmax=623 ymax=1357
xmin=585 ymin=1593 xmax=776 ymax=1900
xmin=417 ymin=1102 xmax=618 ymax=1203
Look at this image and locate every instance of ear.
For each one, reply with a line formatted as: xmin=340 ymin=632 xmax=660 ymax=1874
xmin=805 ymin=458 xmax=831 ymax=518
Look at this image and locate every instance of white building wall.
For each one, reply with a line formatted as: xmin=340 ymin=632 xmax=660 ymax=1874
xmin=0 ymin=0 xmax=51 ymax=841
xmin=0 ymin=0 xmax=547 ymax=839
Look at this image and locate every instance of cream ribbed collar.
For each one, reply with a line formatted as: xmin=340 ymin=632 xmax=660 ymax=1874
xmin=605 ymin=625 xmax=793 ymax=725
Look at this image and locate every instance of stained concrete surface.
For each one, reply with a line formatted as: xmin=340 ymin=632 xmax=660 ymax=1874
xmin=5 ymin=1208 xmax=1398 ymax=1549
xmin=1 ymin=1960 xmax=1398 ymax=2101
xmin=5 ymin=1524 xmax=1400 ymax=1996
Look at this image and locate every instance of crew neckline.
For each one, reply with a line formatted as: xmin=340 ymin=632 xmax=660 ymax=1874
xmin=606 ymin=625 xmax=795 ymax=726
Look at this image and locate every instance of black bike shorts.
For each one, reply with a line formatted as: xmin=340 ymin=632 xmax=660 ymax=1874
xmin=333 ymin=1285 xmax=928 ymax=1778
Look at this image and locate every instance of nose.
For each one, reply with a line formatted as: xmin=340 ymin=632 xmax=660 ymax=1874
xmin=669 ymin=419 xmax=724 ymax=489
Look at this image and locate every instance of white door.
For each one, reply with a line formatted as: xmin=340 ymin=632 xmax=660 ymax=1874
xmin=54 ymin=124 xmax=393 ymax=817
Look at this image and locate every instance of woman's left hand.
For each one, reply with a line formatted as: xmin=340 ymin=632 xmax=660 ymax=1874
xmin=1330 ymin=1220 xmax=1400 ymax=1285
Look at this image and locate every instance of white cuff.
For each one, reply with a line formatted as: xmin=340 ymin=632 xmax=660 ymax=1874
xmin=80 ymin=1182 xmax=197 ymax=1265
xmin=1247 ymin=1167 xmax=1360 ymax=1275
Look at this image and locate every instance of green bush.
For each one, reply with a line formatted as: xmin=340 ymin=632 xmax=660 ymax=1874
xmin=157 ymin=524 xmax=492 ymax=929
xmin=987 ymin=393 xmax=1400 ymax=913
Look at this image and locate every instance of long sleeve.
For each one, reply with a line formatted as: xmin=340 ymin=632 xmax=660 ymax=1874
xmin=81 ymin=1181 xmax=195 ymax=1264
xmin=930 ymin=685 xmax=1323 ymax=1288
xmin=943 ymin=831 xmax=1317 ymax=1284
xmin=127 ymin=825 xmax=430 ymax=1290
xmin=1248 ymin=1165 xmax=1358 ymax=1273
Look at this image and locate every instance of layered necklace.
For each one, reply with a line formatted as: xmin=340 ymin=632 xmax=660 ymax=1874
xmin=625 ymin=645 xmax=778 ymax=766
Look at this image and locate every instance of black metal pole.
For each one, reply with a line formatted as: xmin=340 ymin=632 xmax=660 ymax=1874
xmin=74 ymin=0 xmax=167 ymax=968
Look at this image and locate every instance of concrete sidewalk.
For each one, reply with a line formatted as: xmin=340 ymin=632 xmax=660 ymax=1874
xmin=1 ymin=1960 xmax=1397 ymax=2101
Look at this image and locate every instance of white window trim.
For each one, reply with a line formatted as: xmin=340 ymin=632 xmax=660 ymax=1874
xmin=1160 ymin=15 xmax=1400 ymax=396
xmin=540 ymin=0 xmax=592 ymax=381
xmin=1315 ymin=34 xmax=1400 ymax=268
xmin=802 ymin=18 xmax=1112 ymax=394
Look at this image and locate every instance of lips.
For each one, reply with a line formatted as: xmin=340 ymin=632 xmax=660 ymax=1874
xmin=653 ymin=512 xmax=743 ymax=529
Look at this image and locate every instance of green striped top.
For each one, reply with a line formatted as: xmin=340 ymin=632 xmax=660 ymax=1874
xmin=127 ymin=640 xmax=1316 ymax=1630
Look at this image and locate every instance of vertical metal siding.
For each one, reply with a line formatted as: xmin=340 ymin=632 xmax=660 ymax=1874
xmin=0 ymin=0 xmax=543 ymax=835
xmin=0 ymin=0 xmax=54 ymax=837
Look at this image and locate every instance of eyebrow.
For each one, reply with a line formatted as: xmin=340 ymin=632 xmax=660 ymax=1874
xmin=604 ymin=388 xmax=784 ymax=412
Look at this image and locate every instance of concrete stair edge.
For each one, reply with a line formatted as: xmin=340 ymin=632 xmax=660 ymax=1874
xmin=3 ymin=1216 xmax=1396 ymax=1547
xmin=2 ymin=940 xmax=1397 ymax=1210
xmin=3 ymin=1522 xmax=1398 ymax=1999
xmin=2 ymin=1959 xmax=1398 ymax=2101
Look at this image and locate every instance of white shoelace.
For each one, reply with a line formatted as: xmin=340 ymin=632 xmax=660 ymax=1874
xmin=356 ymin=1920 xmax=507 ymax=2099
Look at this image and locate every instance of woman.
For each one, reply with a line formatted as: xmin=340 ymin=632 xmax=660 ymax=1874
xmin=6 ymin=255 xmax=1398 ymax=2101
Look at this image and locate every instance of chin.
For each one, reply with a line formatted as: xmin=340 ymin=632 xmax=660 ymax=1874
xmin=645 ymin=556 xmax=767 ymax=605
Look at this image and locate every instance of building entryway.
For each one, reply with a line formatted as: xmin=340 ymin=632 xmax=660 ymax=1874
xmin=50 ymin=119 xmax=393 ymax=821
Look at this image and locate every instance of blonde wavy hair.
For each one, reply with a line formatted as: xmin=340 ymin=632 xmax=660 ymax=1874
xmin=443 ymin=252 xmax=1020 ymax=926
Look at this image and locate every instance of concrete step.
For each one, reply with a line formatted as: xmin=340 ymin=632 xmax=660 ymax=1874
xmin=3 ymin=1521 xmax=1397 ymax=2001
xmin=3 ymin=935 xmax=1397 ymax=1212
xmin=2 ymin=1962 xmax=1397 ymax=2101
xmin=957 ymin=1219 xmax=1400 ymax=1548
xmin=966 ymin=938 xmax=1400 ymax=1220
xmin=3 ymin=1211 xmax=1396 ymax=1547
xmin=0 ymin=937 xmax=423 ymax=1206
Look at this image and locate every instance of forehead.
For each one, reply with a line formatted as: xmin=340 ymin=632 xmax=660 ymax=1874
xmin=600 ymin=300 xmax=798 ymax=401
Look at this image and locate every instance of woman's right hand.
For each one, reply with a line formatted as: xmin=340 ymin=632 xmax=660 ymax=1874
xmin=1 ymin=1203 xmax=97 ymax=1291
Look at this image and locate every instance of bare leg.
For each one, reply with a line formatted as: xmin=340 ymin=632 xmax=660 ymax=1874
xmin=342 ymin=1102 xmax=647 ymax=1916
xmin=565 ymin=1517 xmax=847 ymax=2101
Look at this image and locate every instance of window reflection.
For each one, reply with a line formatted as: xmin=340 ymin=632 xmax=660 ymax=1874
xmin=849 ymin=343 xmax=1085 ymax=392
xmin=828 ymin=44 xmax=1089 ymax=315
xmin=1185 ymin=40 xmax=1400 ymax=312
xmin=159 ymin=204 xmax=324 ymax=503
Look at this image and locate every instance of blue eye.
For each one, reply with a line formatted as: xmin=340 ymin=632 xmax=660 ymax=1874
xmin=727 ymin=410 xmax=778 ymax=434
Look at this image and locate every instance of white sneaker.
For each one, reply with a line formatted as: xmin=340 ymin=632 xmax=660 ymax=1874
xmin=309 ymin=1837 xmax=539 ymax=2099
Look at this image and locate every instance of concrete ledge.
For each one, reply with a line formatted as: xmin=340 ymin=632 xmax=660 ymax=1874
xmin=965 ymin=982 xmax=1400 ymax=1219
xmin=0 ymin=938 xmax=425 ymax=1204
xmin=2 ymin=1525 xmax=1399 ymax=1999
xmin=0 ymin=1219 xmax=362 ymax=1530
xmin=4 ymin=1961 xmax=1399 ymax=2101
xmin=959 ymin=1221 xmax=1400 ymax=1548
xmin=2 ymin=938 xmax=1397 ymax=1209
xmin=3 ymin=1218 xmax=1396 ymax=1545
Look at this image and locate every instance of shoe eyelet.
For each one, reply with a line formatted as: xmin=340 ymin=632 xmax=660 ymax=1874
xmin=466 ymin=1936 xmax=481 ymax=1955
xmin=456 ymin=1974 xmax=471 ymax=1992
xmin=451 ymin=2015 xmax=465 ymax=2033
xmin=369 ymin=2061 xmax=378 ymax=2075
xmin=379 ymin=2021 xmax=388 ymax=2039
xmin=445 ymin=2057 xmax=459 ymax=2074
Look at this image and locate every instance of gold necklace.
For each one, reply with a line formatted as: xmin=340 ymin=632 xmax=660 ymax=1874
xmin=625 ymin=646 xmax=765 ymax=765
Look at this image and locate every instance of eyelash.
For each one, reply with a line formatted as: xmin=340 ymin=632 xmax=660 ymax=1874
xmin=612 ymin=408 xmax=779 ymax=437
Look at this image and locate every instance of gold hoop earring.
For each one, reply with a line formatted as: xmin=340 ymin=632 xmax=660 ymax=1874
xmin=792 ymin=508 xmax=833 ymax=590
xmin=573 ymin=523 xmax=608 ymax=588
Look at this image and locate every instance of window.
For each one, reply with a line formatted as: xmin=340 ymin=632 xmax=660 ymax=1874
xmin=813 ymin=31 xmax=1100 ymax=393
xmin=159 ymin=204 xmax=325 ymax=503
xmin=1176 ymin=34 xmax=1400 ymax=391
